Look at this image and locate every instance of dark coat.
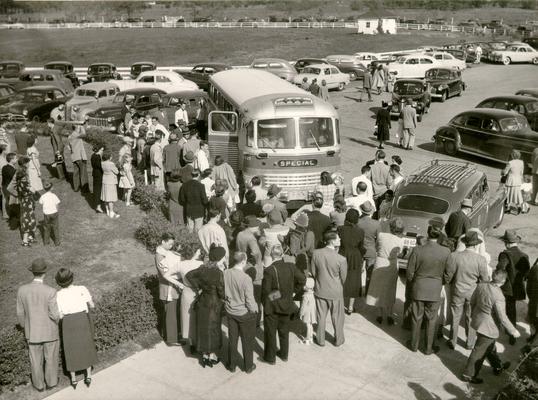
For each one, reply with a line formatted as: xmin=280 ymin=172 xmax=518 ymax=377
xmin=527 ymin=260 xmax=538 ymax=323
xmin=306 ymin=209 xmax=331 ymax=248
xmin=445 ymin=210 xmax=471 ymax=240
xmin=262 ymin=259 xmax=305 ymax=316
xmin=186 ymin=264 xmax=225 ymax=353
xmin=498 ymin=246 xmax=530 ymax=300
xmin=338 ymin=223 xmax=366 ymax=298
xmin=239 ymin=202 xmax=263 ymax=217
xmin=375 ymin=108 xmax=391 ymax=141
xmin=406 ymin=240 xmax=451 ymax=302
xmin=179 ymin=179 xmax=208 ymax=219
xmin=90 ymin=153 xmax=103 ymax=184
xmin=163 ymin=142 xmax=182 ymax=173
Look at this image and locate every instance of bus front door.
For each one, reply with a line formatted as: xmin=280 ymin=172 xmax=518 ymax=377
xmin=208 ymin=110 xmax=240 ymax=171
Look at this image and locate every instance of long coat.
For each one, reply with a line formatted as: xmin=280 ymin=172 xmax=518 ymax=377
xmin=498 ymin=246 xmax=530 ymax=300
xmin=186 ymin=263 xmax=225 ymax=353
xmin=527 ymin=260 xmax=538 ymax=326
xmin=338 ymin=223 xmax=366 ymax=298
xmin=375 ymin=108 xmax=391 ymax=141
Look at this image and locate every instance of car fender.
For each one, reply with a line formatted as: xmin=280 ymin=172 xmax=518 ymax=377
xmin=434 ymin=125 xmax=460 ymax=145
xmin=486 ymin=186 xmax=507 ymax=229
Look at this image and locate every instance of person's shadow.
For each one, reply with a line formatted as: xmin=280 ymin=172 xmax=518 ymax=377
xmin=407 ymin=382 xmax=442 ymax=400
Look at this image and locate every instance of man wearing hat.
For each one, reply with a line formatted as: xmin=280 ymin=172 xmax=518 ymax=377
xmin=357 ymin=201 xmax=381 ymax=295
xmin=445 ymin=199 xmax=473 ymax=242
xmin=181 ymin=129 xmax=200 ymax=166
xmin=16 ymin=258 xmax=60 ymax=391
xmin=261 ymin=184 xmax=288 ymax=224
xmin=67 ymin=123 xmax=89 ymax=193
xmin=163 ymin=133 xmax=182 ymax=183
xmin=150 ymin=131 xmax=166 ymax=191
xmin=179 ymin=168 xmax=208 ymax=234
xmin=401 ymin=97 xmax=417 ymax=150
xmin=496 ymin=229 xmax=530 ymax=345
xmin=406 ymin=224 xmax=451 ymax=354
xmin=305 ymin=195 xmax=331 ymax=249
xmin=444 ymin=231 xmax=490 ymax=350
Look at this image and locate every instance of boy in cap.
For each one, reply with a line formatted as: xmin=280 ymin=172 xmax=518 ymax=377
xmin=38 ymin=182 xmax=60 ymax=246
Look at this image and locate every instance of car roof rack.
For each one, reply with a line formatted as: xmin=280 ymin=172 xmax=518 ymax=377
xmin=405 ymin=159 xmax=476 ymax=191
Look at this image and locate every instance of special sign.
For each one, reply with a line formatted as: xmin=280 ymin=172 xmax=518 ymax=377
xmin=277 ymin=159 xmax=318 ymax=167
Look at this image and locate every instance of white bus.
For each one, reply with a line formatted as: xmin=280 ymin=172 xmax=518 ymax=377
xmin=208 ymin=69 xmax=341 ymax=204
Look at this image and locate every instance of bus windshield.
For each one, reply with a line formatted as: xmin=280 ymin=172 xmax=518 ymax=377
xmin=299 ymin=117 xmax=335 ymax=148
xmin=257 ymin=118 xmax=295 ymax=149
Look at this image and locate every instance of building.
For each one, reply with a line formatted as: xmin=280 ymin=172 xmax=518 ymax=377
xmin=357 ymin=10 xmax=397 ymax=35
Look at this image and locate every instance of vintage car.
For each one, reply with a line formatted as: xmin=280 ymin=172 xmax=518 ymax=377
xmin=441 ymin=49 xmax=477 ymax=64
xmin=9 ymin=69 xmax=74 ymax=94
xmin=250 ymin=58 xmax=297 ymax=82
xmin=425 ymin=68 xmax=465 ymax=102
xmin=433 ymin=109 xmax=537 ymax=170
xmin=0 ymin=85 xmax=70 ymax=122
xmin=424 ymin=51 xmax=467 ymax=70
xmin=326 ymin=54 xmax=368 ymax=81
xmin=489 ymin=43 xmax=538 ymax=65
xmin=389 ymin=79 xmax=430 ymax=121
xmin=390 ymin=160 xmax=506 ymax=268
xmin=476 ymin=95 xmax=538 ymax=131
xmin=180 ymin=63 xmax=232 ymax=91
xmin=292 ymin=64 xmax=350 ymax=91
xmin=130 ymin=62 xmax=157 ymax=79
xmin=86 ymin=63 xmax=123 ymax=82
xmin=388 ymin=54 xmax=439 ymax=79
xmin=352 ymin=52 xmax=380 ymax=68
xmin=161 ymin=89 xmax=215 ymax=132
xmin=515 ymin=88 xmax=538 ymax=98
xmin=110 ymin=70 xmax=198 ymax=93
xmin=64 ymin=82 xmax=120 ymax=122
xmin=523 ymin=37 xmax=538 ymax=50
xmin=0 ymin=60 xmax=24 ymax=79
xmin=44 ymin=61 xmax=80 ymax=87
xmin=0 ymin=83 xmax=16 ymax=106
xmin=85 ymin=88 xmax=166 ymax=133
xmin=294 ymin=58 xmax=327 ymax=73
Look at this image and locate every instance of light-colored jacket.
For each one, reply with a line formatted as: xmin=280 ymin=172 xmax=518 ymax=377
xmin=402 ymin=105 xmax=417 ymax=129
xmin=503 ymin=159 xmax=524 ymax=187
xmin=68 ymin=127 xmax=87 ymax=162
xmin=311 ymin=246 xmax=348 ymax=300
xmin=150 ymin=142 xmax=163 ymax=175
xmin=101 ymin=160 xmax=118 ymax=185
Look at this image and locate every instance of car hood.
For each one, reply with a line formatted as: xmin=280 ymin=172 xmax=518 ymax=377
xmin=0 ymin=101 xmax=31 ymax=114
xmin=66 ymin=97 xmax=97 ymax=107
xmin=87 ymin=103 xmax=122 ymax=117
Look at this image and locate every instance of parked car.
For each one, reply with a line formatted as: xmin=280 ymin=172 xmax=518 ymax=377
xmin=85 ymin=88 xmax=166 ymax=133
xmin=161 ymin=89 xmax=215 ymax=131
xmin=523 ymin=37 xmax=538 ymax=50
xmin=389 ymin=79 xmax=430 ymax=122
xmin=0 ymin=83 xmax=16 ymax=106
xmin=294 ymin=58 xmax=328 ymax=73
xmin=489 ymin=43 xmax=538 ymax=65
xmin=64 ymin=82 xmax=120 ymax=122
xmin=44 ymin=61 xmax=80 ymax=87
xmin=515 ymin=88 xmax=538 ymax=98
xmin=353 ymin=52 xmax=380 ymax=68
xmin=250 ymin=58 xmax=297 ymax=82
xmin=390 ymin=160 xmax=505 ymax=268
xmin=86 ymin=63 xmax=123 ymax=82
xmin=292 ymin=64 xmax=350 ymax=91
xmin=0 ymin=60 xmax=24 ymax=79
xmin=442 ymin=49 xmax=477 ymax=64
xmin=425 ymin=68 xmax=465 ymax=102
xmin=476 ymin=95 xmax=538 ymax=131
xmin=7 ymin=69 xmax=75 ymax=94
xmin=424 ymin=51 xmax=467 ymax=70
xmin=0 ymin=86 xmax=70 ymax=122
xmin=326 ymin=55 xmax=367 ymax=80
xmin=180 ymin=63 xmax=232 ymax=91
xmin=433 ymin=108 xmax=537 ymax=170
xmin=110 ymin=70 xmax=199 ymax=93
xmin=130 ymin=62 xmax=157 ymax=79
xmin=388 ymin=54 xmax=439 ymax=79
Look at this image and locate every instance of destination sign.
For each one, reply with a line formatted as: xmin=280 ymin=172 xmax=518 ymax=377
xmin=277 ymin=159 xmax=318 ymax=167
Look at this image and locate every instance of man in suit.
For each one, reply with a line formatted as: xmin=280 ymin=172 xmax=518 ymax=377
xmin=461 ymin=270 xmax=520 ymax=384
xmin=163 ymin=133 xmax=182 ymax=184
xmin=67 ymin=123 xmax=89 ymax=193
xmin=444 ymin=231 xmax=490 ymax=350
xmin=261 ymin=184 xmax=288 ymax=224
xmin=150 ymin=131 xmax=166 ymax=191
xmin=306 ymin=195 xmax=331 ymax=249
xmin=406 ymin=225 xmax=451 ymax=354
xmin=357 ymin=201 xmax=381 ymax=295
xmin=401 ymin=98 xmax=417 ymax=150
xmin=262 ymin=245 xmax=305 ymax=364
xmin=360 ymin=69 xmax=373 ymax=102
xmin=179 ymin=169 xmax=208 ymax=233
xmin=496 ymin=229 xmax=530 ymax=345
xmin=311 ymin=231 xmax=348 ymax=347
xmin=445 ymin=199 xmax=473 ymax=241
xmin=369 ymin=150 xmax=391 ymax=209
xmin=16 ymin=258 xmax=60 ymax=392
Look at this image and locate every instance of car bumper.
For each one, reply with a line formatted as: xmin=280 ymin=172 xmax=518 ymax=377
xmin=0 ymin=113 xmax=27 ymax=122
xmin=86 ymin=116 xmax=117 ymax=131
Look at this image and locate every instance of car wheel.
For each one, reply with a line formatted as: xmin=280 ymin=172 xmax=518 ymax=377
xmin=349 ymin=72 xmax=357 ymax=81
xmin=440 ymin=91 xmax=447 ymax=102
xmin=503 ymin=57 xmax=511 ymax=65
xmin=532 ymin=57 xmax=538 ymax=65
xmin=338 ymin=82 xmax=345 ymax=91
xmin=494 ymin=205 xmax=504 ymax=229
xmin=32 ymin=115 xmax=40 ymax=122
xmin=443 ymin=139 xmax=458 ymax=156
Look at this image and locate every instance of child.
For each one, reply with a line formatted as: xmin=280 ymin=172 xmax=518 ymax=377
xmin=378 ymin=190 xmax=394 ymax=221
xmin=118 ymin=153 xmax=135 ymax=206
xmin=299 ymin=272 xmax=316 ymax=345
xmin=38 ymin=182 xmax=61 ymax=246
xmin=521 ymin=175 xmax=532 ymax=214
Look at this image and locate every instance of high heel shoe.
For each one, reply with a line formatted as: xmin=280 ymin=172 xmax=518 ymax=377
xmin=84 ymin=377 xmax=92 ymax=388
xmin=202 ymin=357 xmax=211 ymax=368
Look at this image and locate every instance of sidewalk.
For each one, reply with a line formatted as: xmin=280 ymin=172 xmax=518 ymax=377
xmin=46 ymin=278 xmax=523 ymax=400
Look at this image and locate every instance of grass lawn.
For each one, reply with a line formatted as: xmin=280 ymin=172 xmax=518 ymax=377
xmin=0 ymin=28 xmax=502 ymax=67
xmin=0 ymin=133 xmax=154 ymax=327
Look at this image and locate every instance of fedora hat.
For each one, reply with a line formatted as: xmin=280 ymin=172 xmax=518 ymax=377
xmin=428 ymin=216 xmax=445 ymax=229
xmin=184 ymin=151 xmax=195 ymax=163
xmin=267 ymin=184 xmax=281 ymax=197
xmin=359 ymin=201 xmax=374 ymax=215
xmin=295 ymin=213 xmax=309 ymax=228
xmin=462 ymin=231 xmax=482 ymax=247
xmin=502 ymin=229 xmax=521 ymax=244
xmin=461 ymin=198 xmax=473 ymax=209
xmin=28 ymin=258 xmax=49 ymax=274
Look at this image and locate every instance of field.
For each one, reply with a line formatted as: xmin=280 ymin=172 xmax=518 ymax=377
xmin=0 ymin=28 xmax=507 ymax=67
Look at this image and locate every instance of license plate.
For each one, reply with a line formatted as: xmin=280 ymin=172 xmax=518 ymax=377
xmin=403 ymin=237 xmax=416 ymax=248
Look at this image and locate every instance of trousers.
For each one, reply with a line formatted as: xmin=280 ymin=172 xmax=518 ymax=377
xmin=180 ymin=287 xmax=196 ymax=346
xmin=72 ymin=160 xmax=88 ymax=192
xmin=450 ymin=292 xmax=476 ymax=348
xmin=402 ymin=128 xmax=416 ymax=149
xmin=227 ymin=312 xmax=257 ymax=371
xmin=315 ymin=297 xmax=345 ymax=346
xmin=532 ymin=174 xmax=538 ymax=204
xmin=162 ymin=299 xmax=180 ymax=345
xmin=463 ymin=334 xmax=502 ymax=378
xmin=187 ymin=217 xmax=204 ymax=234
xmin=43 ymin=212 xmax=60 ymax=245
xmin=28 ymin=340 xmax=59 ymax=390
xmin=264 ymin=313 xmax=291 ymax=363
xmin=505 ymin=296 xmax=517 ymax=327
xmin=410 ymin=300 xmax=440 ymax=352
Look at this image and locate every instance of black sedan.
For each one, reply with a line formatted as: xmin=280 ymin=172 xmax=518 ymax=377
xmin=130 ymin=61 xmax=157 ymax=79
xmin=87 ymin=63 xmax=123 ymax=83
xmin=0 ymin=85 xmax=70 ymax=122
xmin=179 ymin=63 xmax=232 ymax=91
xmin=425 ymin=68 xmax=465 ymax=102
xmin=476 ymin=95 xmax=538 ymax=131
xmin=390 ymin=79 xmax=430 ymax=122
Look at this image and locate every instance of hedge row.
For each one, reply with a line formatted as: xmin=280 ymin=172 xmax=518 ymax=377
xmin=497 ymin=348 xmax=538 ymax=400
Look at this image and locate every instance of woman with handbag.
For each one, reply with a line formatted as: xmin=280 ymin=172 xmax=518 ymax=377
xmin=502 ymin=149 xmax=525 ymax=215
xmin=16 ymin=156 xmax=37 ymax=246
xmin=375 ymin=101 xmax=391 ymax=150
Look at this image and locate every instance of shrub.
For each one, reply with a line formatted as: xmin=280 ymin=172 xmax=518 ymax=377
xmin=497 ymin=348 xmax=538 ymax=400
xmin=0 ymin=326 xmax=30 ymax=392
xmin=131 ymin=170 xmax=168 ymax=213
xmin=84 ymin=129 xmax=124 ymax=162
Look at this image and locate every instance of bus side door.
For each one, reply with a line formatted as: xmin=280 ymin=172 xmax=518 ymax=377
xmin=208 ymin=110 xmax=240 ymax=171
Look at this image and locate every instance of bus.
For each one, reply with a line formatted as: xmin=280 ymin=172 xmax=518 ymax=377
xmin=208 ymin=69 xmax=341 ymax=205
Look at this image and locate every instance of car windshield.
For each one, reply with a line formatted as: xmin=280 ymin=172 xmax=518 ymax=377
xmin=397 ymin=195 xmax=449 ymax=214
xmin=426 ymin=69 xmax=451 ymax=79
xmin=257 ymin=118 xmax=295 ymax=149
xmin=396 ymin=57 xmax=407 ymax=64
xmin=90 ymin=65 xmax=110 ymax=74
xmin=46 ymin=64 xmax=67 ymax=72
xmin=499 ymin=116 xmax=529 ymax=131
xmin=394 ymin=82 xmax=424 ymax=95
xmin=75 ymin=89 xmax=97 ymax=97
xmin=302 ymin=67 xmax=321 ymax=75
xmin=0 ymin=64 xmax=20 ymax=72
xmin=299 ymin=117 xmax=335 ymax=148
xmin=132 ymin=64 xmax=153 ymax=74
xmin=526 ymin=101 xmax=538 ymax=113
xmin=13 ymin=92 xmax=47 ymax=102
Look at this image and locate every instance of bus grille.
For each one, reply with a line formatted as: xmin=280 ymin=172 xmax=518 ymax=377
xmin=208 ymin=142 xmax=239 ymax=171
xmin=263 ymin=172 xmax=320 ymax=189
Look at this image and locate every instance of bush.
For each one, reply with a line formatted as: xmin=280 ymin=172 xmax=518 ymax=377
xmin=84 ymin=129 xmax=124 ymax=162
xmin=0 ymin=326 xmax=30 ymax=392
xmin=497 ymin=348 xmax=538 ymax=400
xmin=131 ymin=170 xmax=168 ymax=213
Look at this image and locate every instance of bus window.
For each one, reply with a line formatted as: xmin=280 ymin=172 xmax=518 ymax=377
xmin=246 ymin=122 xmax=254 ymax=147
xmin=210 ymin=111 xmax=237 ymax=133
xmin=257 ymin=118 xmax=295 ymax=149
xmin=299 ymin=117 xmax=334 ymax=148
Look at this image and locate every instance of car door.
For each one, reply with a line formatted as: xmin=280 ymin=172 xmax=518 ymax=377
xmin=419 ymin=58 xmax=434 ymax=77
xmin=138 ymin=75 xmax=155 ymax=88
xmin=322 ymin=67 xmax=334 ymax=88
xmin=467 ymin=178 xmax=489 ymax=230
xmin=330 ymin=67 xmax=342 ymax=85
xmin=459 ymin=114 xmax=488 ymax=153
xmin=156 ymin=75 xmax=172 ymax=90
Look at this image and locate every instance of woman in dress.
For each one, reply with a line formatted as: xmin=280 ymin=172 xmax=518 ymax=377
xmin=372 ymin=65 xmax=385 ymax=95
xmin=185 ymin=244 xmax=226 ymax=367
xmin=26 ymin=136 xmax=43 ymax=193
xmin=90 ymin=145 xmax=104 ymax=213
xmin=330 ymin=195 xmax=347 ymax=227
xmin=167 ymin=168 xmax=184 ymax=225
xmin=366 ymin=217 xmax=405 ymax=325
xmin=55 ymin=268 xmax=97 ymax=389
xmin=503 ymin=149 xmax=525 ymax=214
xmin=212 ymin=155 xmax=239 ymax=206
xmin=16 ymin=156 xmax=37 ymax=246
xmin=100 ymin=150 xmax=120 ymax=218
xmin=375 ymin=101 xmax=391 ymax=149
xmin=314 ymin=171 xmax=338 ymax=211
xmin=338 ymin=209 xmax=366 ymax=315
xmin=118 ymin=153 xmax=135 ymax=206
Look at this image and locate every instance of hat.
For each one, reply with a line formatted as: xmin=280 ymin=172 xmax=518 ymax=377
xmin=184 ymin=151 xmax=195 ymax=163
xmin=28 ymin=258 xmax=48 ymax=274
xmin=359 ymin=201 xmax=374 ymax=215
xmin=122 ymin=136 xmax=134 ymax=144
xmin=267 ymin=184 xmax=281 ymax=197
xmin=428 ymin=216 xmax=445 ymax=229
xmin=182 ymin=128 xmax=191 ymax=136
xmin=208 ymin=245 xmax=226 ymax=262
xmin=43 ymin=182 xmax=53 ymax=191
xmin=502 ymin=229 xmax=521 ymax=243
xmin=461 ymin=231 xmax=483 ymax=247
xmin=55 ymin=268 xmax=74 ymax=288
xmin=245 ymin=215 xmax=260 ymax=228
xmin=169 ymin=133 xmax=178 ymax=142
xmin=461 ymin=199 xmax=473 ymax=209
xmin=262 ymin=203 xmax=274 ymax=215
xmin=295 ymin=213 xmax=309 ymax=228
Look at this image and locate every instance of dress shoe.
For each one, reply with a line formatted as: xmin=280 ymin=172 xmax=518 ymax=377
xmin=313 ymin=337 xmax=325 ymax=347
xmin=209 ymin=357 xmax=220 ymax=366
xmin=36 ymin=387 xmax=45 ymax=393
xmin=261 ymin=358 xmax=276 ymax=365
xmin=84 ymin=378 xmax=92 ymax=388
xmin=376 ymin=316 xmax=383 ymax=325
xmin=406 ymin=340 xmax=417 ymax=353
xmin=227 ymin=364 xmax=237 ymax=373
xmin=509 ymin=335 xmax=517 ymax=345
xmin=276 ymin=351 xmax=288 ymax=362
xmin=46 ymin=385 xmax=57 ymax=390
xmin=461 ymin=375 xmax=483 ymax=384
xmin=387 ymin=317 xmax=395 ymax=326
xmin=446 ymin=341 xmax=455 ymax=350
xmin=424 ymin=345 xmax=441 ymax=355
xmin=493 ymin=362 xmax=511 ymax=376
xmin=245 ymin=364 xmax=257 ymax=374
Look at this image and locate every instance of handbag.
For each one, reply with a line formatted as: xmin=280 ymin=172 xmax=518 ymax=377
xmin=6 ymin=175 xmax=17 ymax=197
xmin=267 ymin=266 xmax=282 ymax=302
